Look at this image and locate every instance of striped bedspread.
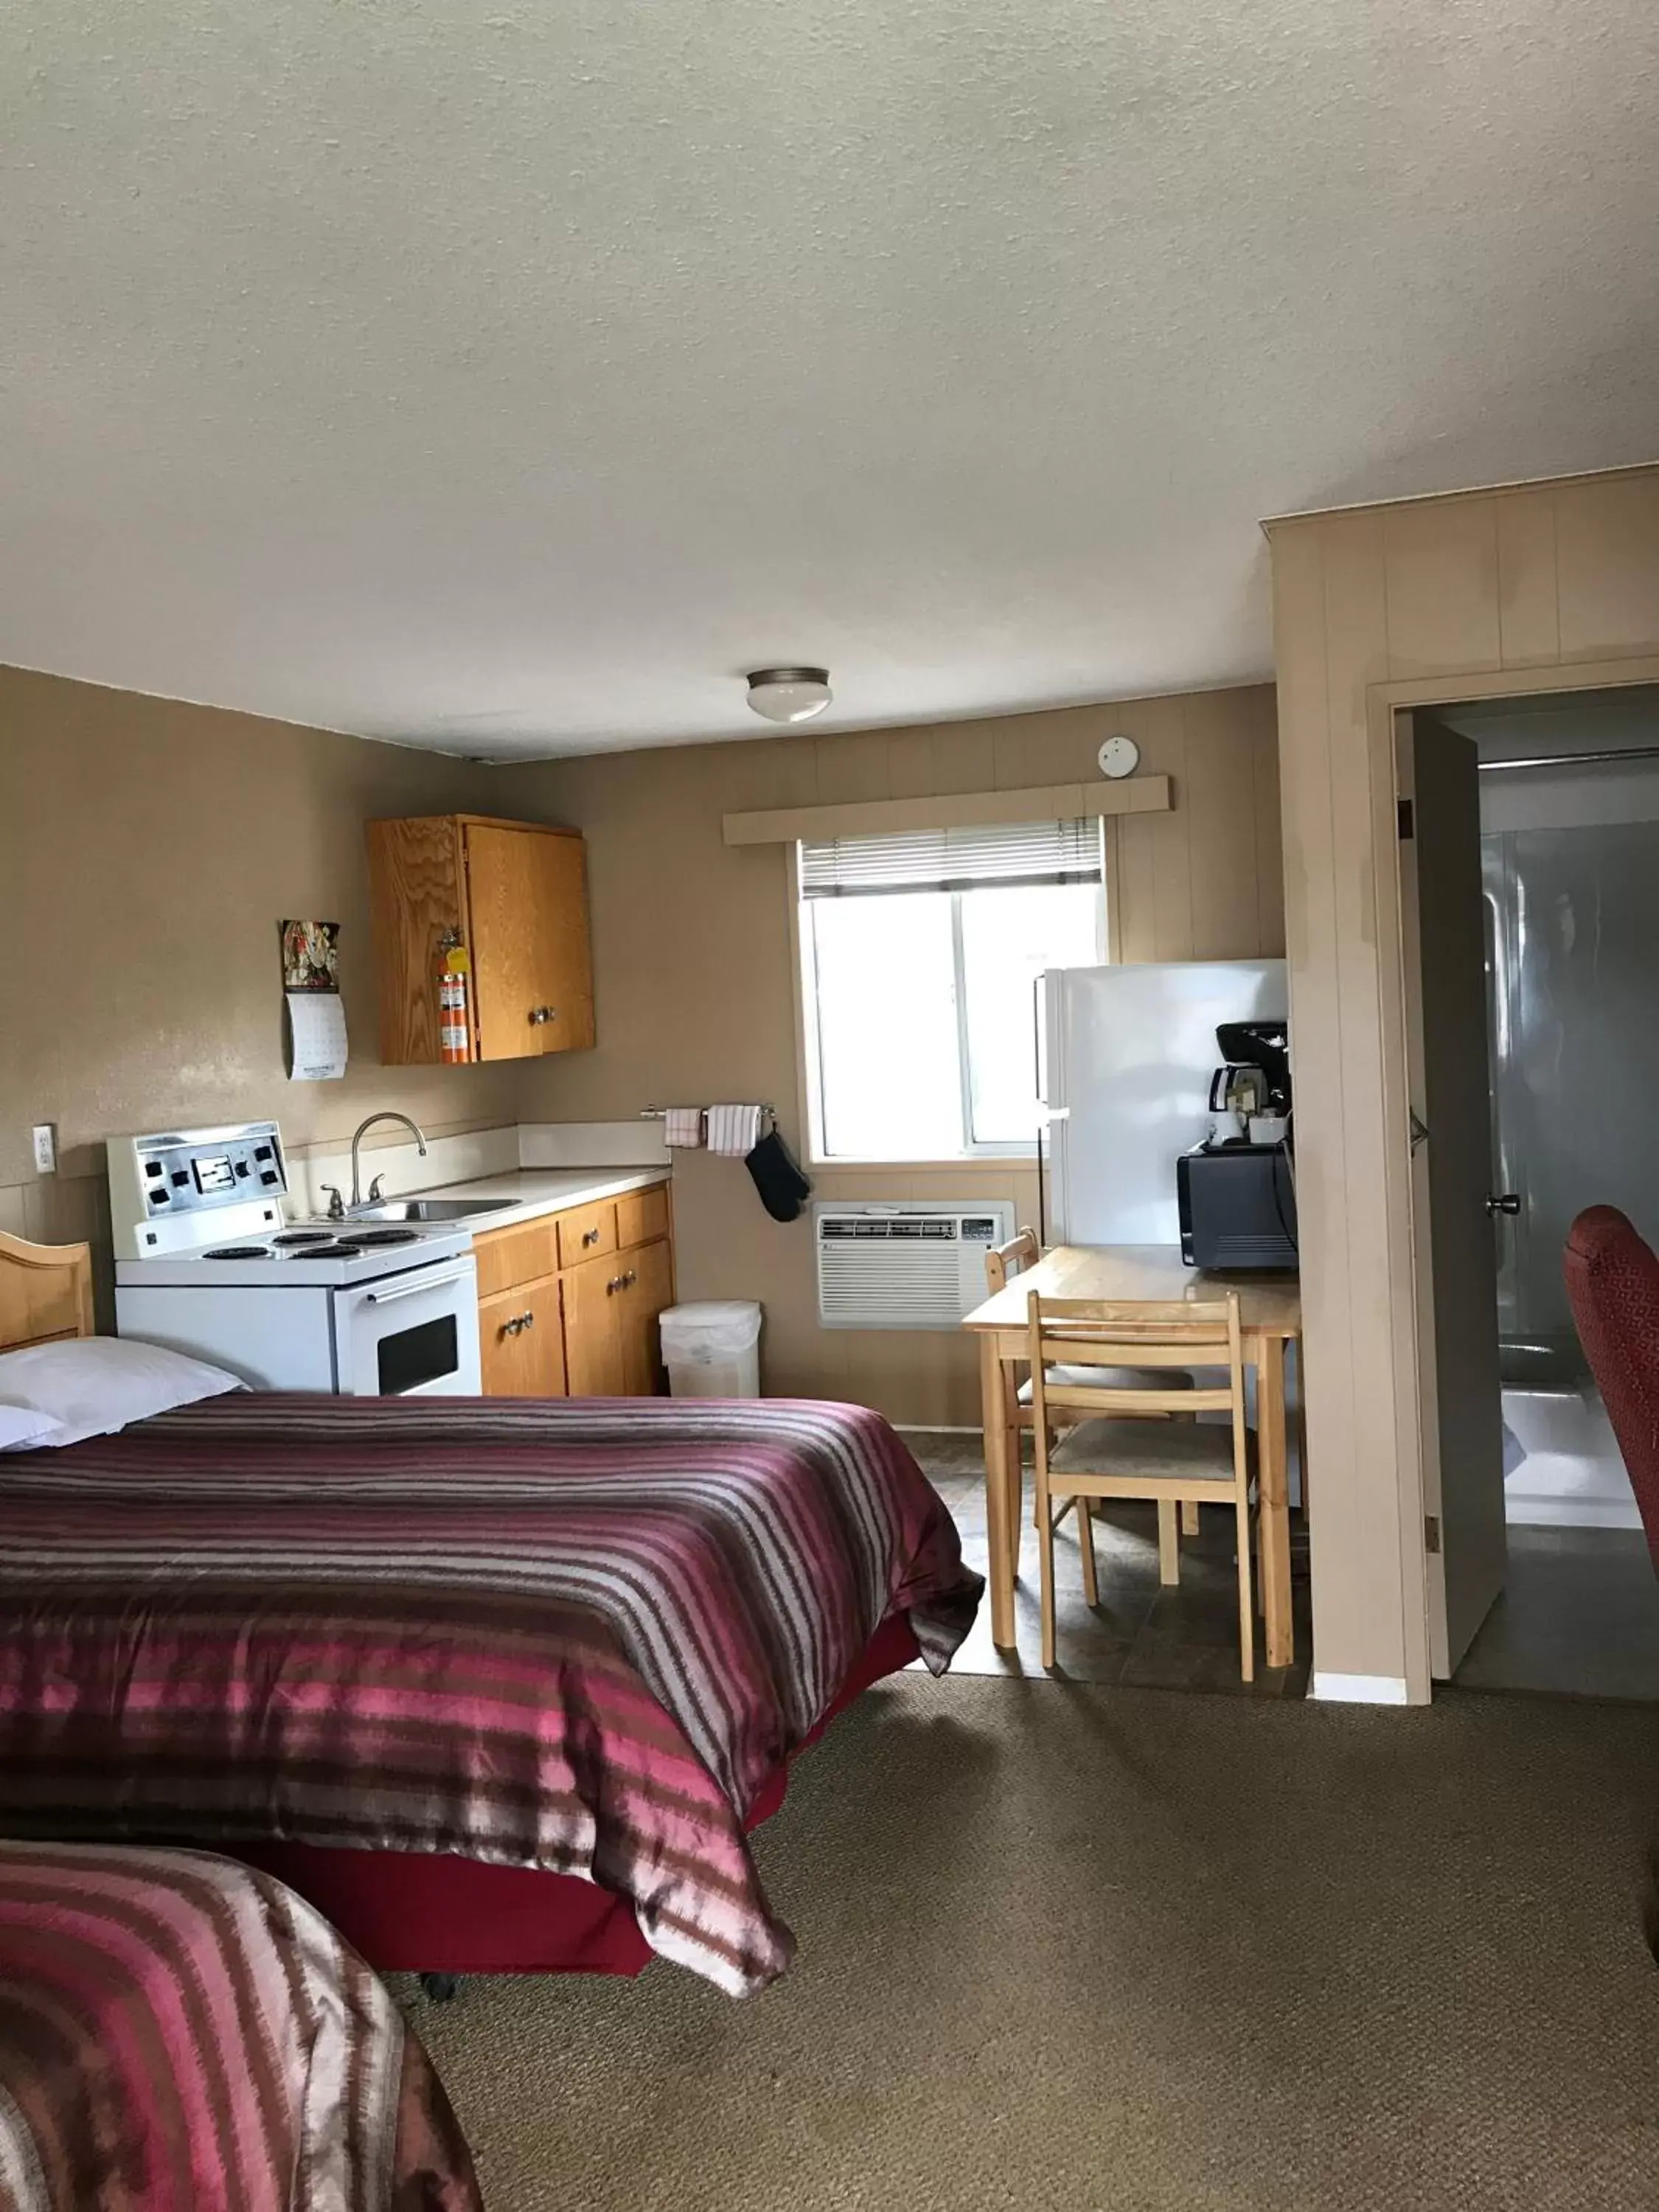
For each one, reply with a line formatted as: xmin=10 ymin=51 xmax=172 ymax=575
xmin=0 ymin=1842 xmax=479 ymax=2212
xmin=0 ymin=1395 xmax=980 ymax=1994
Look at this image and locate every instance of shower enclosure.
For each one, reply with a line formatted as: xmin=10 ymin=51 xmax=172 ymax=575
xmin=1484 ymin=819 xmax=1659 ymax=1387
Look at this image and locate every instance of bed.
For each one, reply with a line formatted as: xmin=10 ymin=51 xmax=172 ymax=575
xmin=0 ymin=1231 xmax=981 ymax=1995
xmin=0 ymin=1840 xmax=479 ymax=2211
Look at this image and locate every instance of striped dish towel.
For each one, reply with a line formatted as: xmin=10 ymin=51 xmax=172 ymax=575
xmin=664 ymin=1107 xmax=705 ymax=1150
xmin=706 ymin=1104 xmax=764 ymax=1156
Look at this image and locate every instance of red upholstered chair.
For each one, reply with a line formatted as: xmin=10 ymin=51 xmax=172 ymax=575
xmin=1562 ymin=1206 xmax=1659 ymax=1571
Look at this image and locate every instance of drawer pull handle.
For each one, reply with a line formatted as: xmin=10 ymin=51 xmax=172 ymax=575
xmin=529 ymin=1006 xmax=558 ymax=1026
xmin=582 ymin=1227 xmax=601 ymax=1246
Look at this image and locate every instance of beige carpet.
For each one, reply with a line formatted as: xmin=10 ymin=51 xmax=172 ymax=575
xmin=412 ymin=1675 xmax=1659 ymax=2210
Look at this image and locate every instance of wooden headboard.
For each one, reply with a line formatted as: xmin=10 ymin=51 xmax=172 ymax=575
xmin=0 ymin=1231 xmax=95 ymax=1354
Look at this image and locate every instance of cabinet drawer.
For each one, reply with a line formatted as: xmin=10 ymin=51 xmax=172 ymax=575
xmin=555 ymin=1201 xmax=616 ymax=1270
xmin=616 ymin=1185 xmax=669 ymax=1251
xmin=473 ymin=1217 xmax=558 ymax=1301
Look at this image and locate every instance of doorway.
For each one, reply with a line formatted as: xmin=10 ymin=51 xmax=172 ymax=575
xmin=1404 ymin=684 xmax=1659 ymax=1699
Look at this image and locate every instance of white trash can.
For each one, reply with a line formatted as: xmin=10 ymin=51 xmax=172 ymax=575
xmin=660 ymin=1301 xmax=763 ymax=1399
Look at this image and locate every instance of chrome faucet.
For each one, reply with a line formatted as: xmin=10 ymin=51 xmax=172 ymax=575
xmin=349 ymin=1112 xmax=428 ymax=1210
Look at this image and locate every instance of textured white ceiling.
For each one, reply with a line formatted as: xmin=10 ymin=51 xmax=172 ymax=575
xmin=4 ymin=2 xmax=1657 ymax=757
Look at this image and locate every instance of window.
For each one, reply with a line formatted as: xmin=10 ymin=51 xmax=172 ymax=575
xmin=799 ymin=818 xmax=1106 ymax=1160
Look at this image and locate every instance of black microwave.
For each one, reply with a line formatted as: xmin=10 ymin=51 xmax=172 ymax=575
xmin=1177 ymin=1143 xmax=1298 ymax=1271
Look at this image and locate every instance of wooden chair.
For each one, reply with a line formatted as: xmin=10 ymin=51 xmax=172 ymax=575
xmin=1027 ymin=1293 xmax=1256 ymax=1679
xmin=984 ymin=1227 xmax=1040 ymax=1298
xmin=984 ymin=1231 xmax=1197 ymax=1579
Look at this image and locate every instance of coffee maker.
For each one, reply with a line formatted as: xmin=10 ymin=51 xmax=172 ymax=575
xmin=1178 ymin=1018 xmax=1298 ymax=1269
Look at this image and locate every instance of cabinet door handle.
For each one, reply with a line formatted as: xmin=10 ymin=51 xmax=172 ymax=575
xmin=529 ymin=1006 xmax=558 ymax=1026
xmin=582 ymin=1226 xmax=601 ymax=1246
xmin=621 ymin=1269 xmax=636 ymax=1288
xmin=501 ymin=1317 xmax=521 ymax=1338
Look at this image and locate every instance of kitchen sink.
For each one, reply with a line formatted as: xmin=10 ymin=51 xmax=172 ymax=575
xmin=349 ymin=1197 xmax=517 ymax=1222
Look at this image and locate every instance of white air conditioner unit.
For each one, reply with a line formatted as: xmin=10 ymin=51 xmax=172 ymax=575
xmin=815 ymin=1201 xmax=1016 ymax=1329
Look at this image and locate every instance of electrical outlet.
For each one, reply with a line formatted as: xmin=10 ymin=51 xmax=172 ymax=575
xmin=32 ymin=1124 xmax=56 ymax=1175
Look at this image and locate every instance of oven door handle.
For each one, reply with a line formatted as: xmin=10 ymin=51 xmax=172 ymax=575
xmin=362 ymin=1266 xmax=474 ymax=1307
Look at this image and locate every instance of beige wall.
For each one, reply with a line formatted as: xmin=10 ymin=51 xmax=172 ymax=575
xmin=0 ymin=665 xmax=518 ymax=1312
xmin=495 ymin=686 xmax=1284 ymax=1424
xmin=2 ymin=662 xmax=1282 ymax=1417
xmin=1267 ymin=465 xmax=1659 ymax=1698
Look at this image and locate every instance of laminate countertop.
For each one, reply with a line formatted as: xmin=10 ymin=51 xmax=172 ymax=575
xmin=406 ymin=1167 xmax=671 ymax=1234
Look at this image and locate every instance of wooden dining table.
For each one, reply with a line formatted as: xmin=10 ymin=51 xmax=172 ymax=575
xmin=961 ymin=1245 xmax=1304 ymax=1668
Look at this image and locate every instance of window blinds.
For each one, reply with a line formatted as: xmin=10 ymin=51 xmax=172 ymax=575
xmin=799 ymin=818 xmax=1103 ymax=898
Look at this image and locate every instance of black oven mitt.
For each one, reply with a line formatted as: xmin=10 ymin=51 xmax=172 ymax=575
xmin=744 ymin=1129 xmax=813 ymax=1222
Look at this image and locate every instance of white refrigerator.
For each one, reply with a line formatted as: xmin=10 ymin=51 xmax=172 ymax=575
xmin=1037 ymin=960 xmax=1288 ymax=1245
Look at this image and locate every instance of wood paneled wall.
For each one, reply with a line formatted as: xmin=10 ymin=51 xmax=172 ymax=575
xmin=1108 ymin=686 xmax=1284 ymax=963
xmin=495 ymin=685 xmax=1282 ymax=1425
xmin=1267 ymin=465 xmax=1659 ymax=1700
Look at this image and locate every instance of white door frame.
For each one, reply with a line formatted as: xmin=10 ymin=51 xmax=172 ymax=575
xmin=1374 ymin=656 xmax=1659 ymax=1704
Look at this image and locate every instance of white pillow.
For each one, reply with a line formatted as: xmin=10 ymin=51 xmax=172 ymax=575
xmin=0 ymin=1402 xmax=67 ymax=1453
xmin=0 ymin=1337 xmax=244 ymax=1448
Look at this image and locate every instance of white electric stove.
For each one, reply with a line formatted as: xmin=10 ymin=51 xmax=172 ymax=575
xmin=110 ymin=1121 xmax=482 ymax=1396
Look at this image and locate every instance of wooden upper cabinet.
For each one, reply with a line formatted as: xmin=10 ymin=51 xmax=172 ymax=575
xmin=465 ymin=823 xmax=596 ymax=1061
xmin=366 ymin=814 xmax=596 ymax=1065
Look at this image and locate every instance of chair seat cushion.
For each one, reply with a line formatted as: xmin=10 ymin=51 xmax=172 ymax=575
xmin=1048 ymin=1417 xmax=1252 ymax=1481
xmin=1017 ymin=1364 xmax=1194 ymax=1406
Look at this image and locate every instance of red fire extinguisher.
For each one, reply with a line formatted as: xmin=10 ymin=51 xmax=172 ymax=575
xmin=437 ymin=931 xmax=472 ymax=1064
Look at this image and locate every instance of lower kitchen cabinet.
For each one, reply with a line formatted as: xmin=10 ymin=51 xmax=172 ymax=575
xmin=561 ymin=1250 xmax=625 ymax=1397
xmin=472 ymin=1187 xmax=674 ymax=1400
xmin=561 ymin=1237 xmax=673 ymax=1397
xmin=617 ymin=1237 xmax=673 ymax=1395
xmin=478 ymin=1274 xmax=567 ymax=1397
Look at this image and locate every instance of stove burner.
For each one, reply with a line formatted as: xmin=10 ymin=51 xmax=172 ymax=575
xmin=202 ymin=1245 xmax=271 ymax=1260
xmin=349 ymin=1228 xmax=421 ymax=1247
xmin=272 ymin=1230 xmax=333 ymax=1247
xmin=322 ymin=1242 xmax=363 ymax=1257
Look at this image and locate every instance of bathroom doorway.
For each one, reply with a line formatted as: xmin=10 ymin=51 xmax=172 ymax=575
xmin=1411 ymin=684 xmax=1659 ymax=1698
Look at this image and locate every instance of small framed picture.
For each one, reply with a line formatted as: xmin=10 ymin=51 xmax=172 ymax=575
xmin=280 ymin=919 xmax=341 ymax=994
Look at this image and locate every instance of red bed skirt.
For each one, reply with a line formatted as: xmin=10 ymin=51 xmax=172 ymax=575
xmin=234 ymin=1611 xmax=920 ymax=1978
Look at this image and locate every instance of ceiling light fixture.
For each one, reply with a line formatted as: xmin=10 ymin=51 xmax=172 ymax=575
xmin=745 ymin=667 xmax=832 ymax=724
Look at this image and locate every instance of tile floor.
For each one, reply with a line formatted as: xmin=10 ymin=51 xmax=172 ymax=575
xmin=1455 ymin=1523 xmax=1659 ymax=1701
xmin=904 ymin=1430 xmax=1312 ymax=1697
xmin=1502 ymin=1385 xmax=1641 ymax=1531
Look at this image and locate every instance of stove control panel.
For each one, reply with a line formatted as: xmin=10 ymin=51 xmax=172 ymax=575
xmin=108 ymin=1121 xmax=288 ymax=1259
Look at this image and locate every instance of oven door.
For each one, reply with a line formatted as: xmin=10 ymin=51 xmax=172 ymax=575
xmin=333 ymin=1257 xmax=481 ymax=1397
